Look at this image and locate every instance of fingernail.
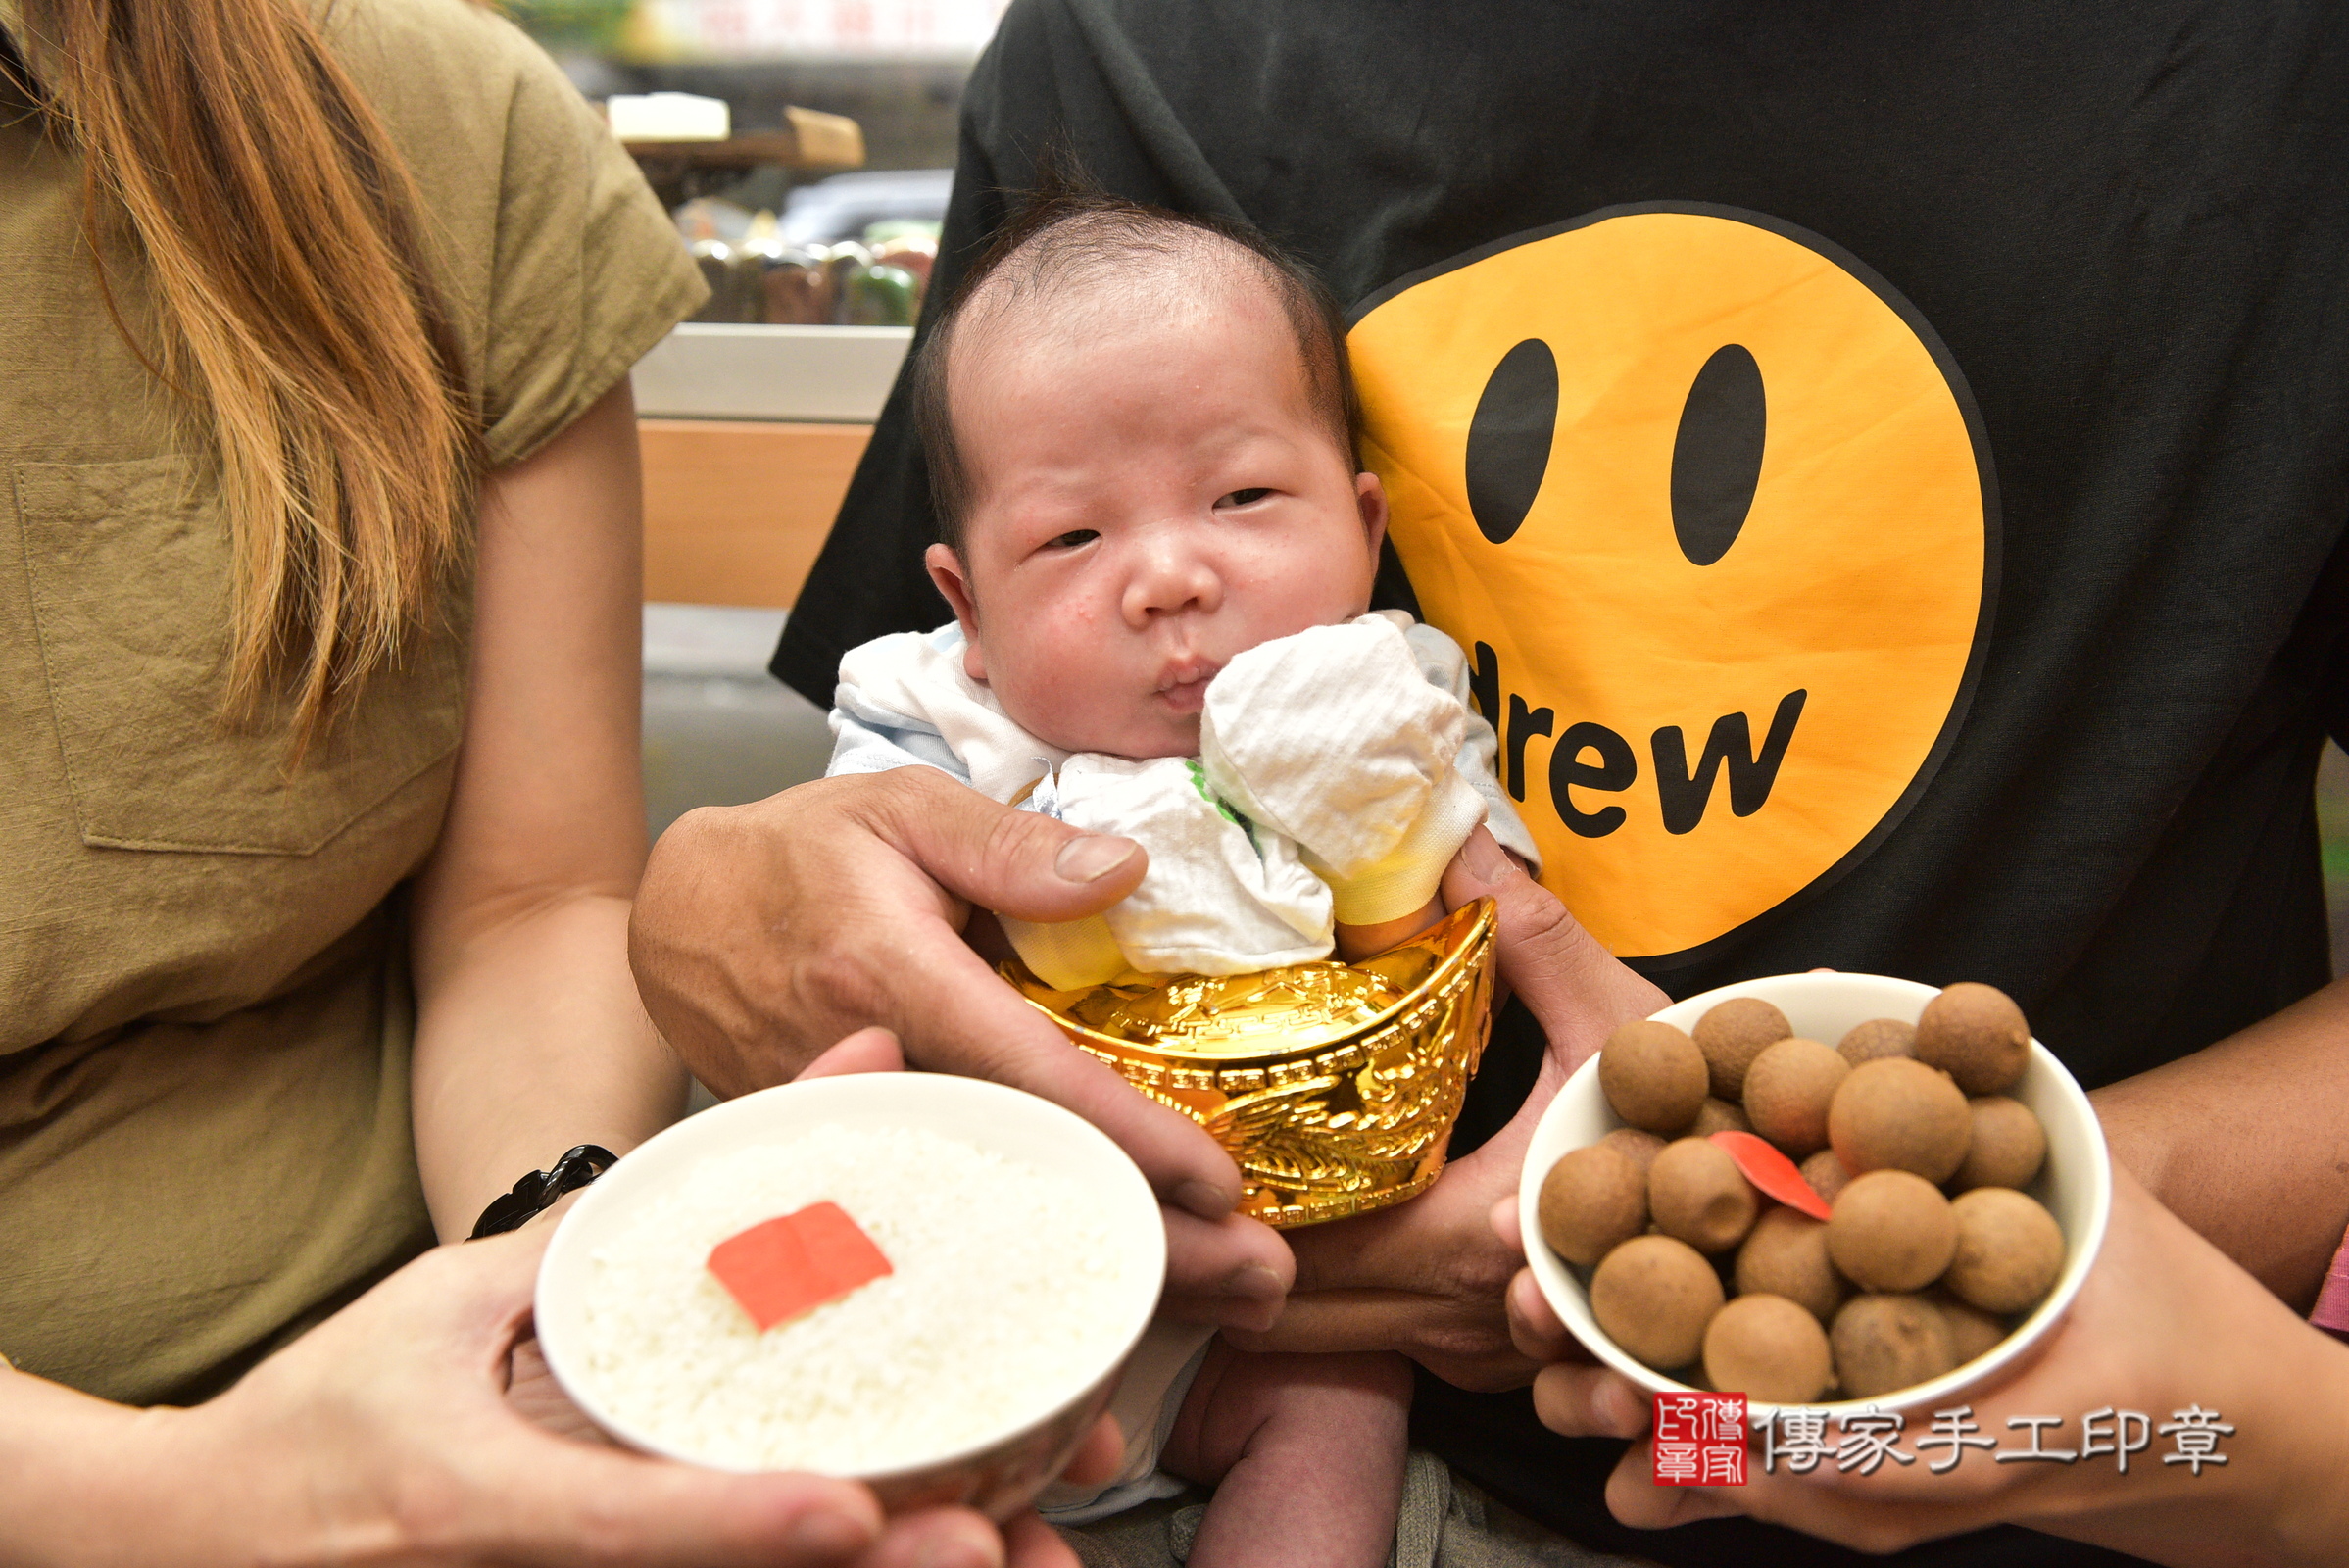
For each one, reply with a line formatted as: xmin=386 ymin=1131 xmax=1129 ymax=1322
xmin=1457 ymin=830 xmax=1510 ymax=884
xmin=1601 ymin=1378 xmax=1648 ymax=1438
xmin=1056 ymin=834 xmax=1140 ymax=883
xmin=1222 ymin=1262 xmax=1286 ymax=1301
xmin=913 ymin=1533 xmax=997 ymax=1568
xmin=784 ymin=1508 xmax=871 ymax=1558
xmin=1174 ymin=1178 xmax=1234 ymax=1220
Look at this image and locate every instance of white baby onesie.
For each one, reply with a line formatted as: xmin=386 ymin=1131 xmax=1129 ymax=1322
xmin=827 ymin=611 xmax=1539 ymax=988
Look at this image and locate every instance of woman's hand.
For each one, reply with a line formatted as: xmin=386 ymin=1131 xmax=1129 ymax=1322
xmin=0 ymin=1231 xmax=1009 ymax=1568
xmin=1499 ymin=1165 xmax=2349 ymax=1567
xmin=628 ymin=766 xmax=1295 ymax=1331
xmin=0 ymin=1028 xmax=1112 ymax=1568
xmin=184 ymin=1229 xmax=921 ymax=1568
xmin=1234 ymin=829 xmax=1665 ymax=1386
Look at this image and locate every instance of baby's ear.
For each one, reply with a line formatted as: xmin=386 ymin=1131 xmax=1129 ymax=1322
xmin=924 ymin=543 xmax=988 ymax=681
xmin=1355 ymin=470 xmax=1391 ymax=557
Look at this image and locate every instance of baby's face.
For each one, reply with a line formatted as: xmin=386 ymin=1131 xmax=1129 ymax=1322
xmin=927 ymin=283 xmax=1387 ymax=760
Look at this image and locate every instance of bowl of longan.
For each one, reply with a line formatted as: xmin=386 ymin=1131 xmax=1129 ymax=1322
xmin=1518 ymin=972 xmax=2111 ymax=1418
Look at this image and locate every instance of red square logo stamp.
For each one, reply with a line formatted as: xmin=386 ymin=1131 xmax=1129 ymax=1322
xmin=1653 ymin=1393 xmax=1748 ymax=1486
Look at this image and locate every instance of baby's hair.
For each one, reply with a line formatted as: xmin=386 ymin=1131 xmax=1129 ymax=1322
xmin=911 ymin=173 xmax=1362 ymax=558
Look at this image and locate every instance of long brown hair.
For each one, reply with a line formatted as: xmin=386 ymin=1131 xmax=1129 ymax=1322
xmin=17 ymin=0 xmax=482 ymax=750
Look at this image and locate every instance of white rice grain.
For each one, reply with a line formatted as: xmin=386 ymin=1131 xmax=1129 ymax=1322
xmin=575 ymin=1124 xmax=1138 ymax=1472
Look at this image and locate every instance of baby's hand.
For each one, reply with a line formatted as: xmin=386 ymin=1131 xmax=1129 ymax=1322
xmin=1199 ymin=616 xmax=1463 ymax=874
xmin=1333 ymin=896 xmax=1448 ymax=961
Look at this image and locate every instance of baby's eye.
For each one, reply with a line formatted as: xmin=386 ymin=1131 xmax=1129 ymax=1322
xmin=1046 ymin=528 xmax=1100 ymax=550
xmin=1216 ymin=488 xmax=1274 ymax=509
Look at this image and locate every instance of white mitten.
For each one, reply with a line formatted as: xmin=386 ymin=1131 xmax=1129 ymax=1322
xmin=1199 ymin=613 xmax=1483 ymax=923
xmin=1001 ymin=755 xmax=1334 ymax=987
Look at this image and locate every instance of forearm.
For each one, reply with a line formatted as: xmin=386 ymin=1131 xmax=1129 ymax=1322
xmin=2090 ymin=976 xmax=2349 ymax=1305
xmin=405 ymin=382 xmax=686 ymax=1242
xmin=2035 ymin=1310 xmax=2349 ymax=1566
xmin=412 ymin=890 xmax=685 ymax=1240
xmin=0 ymin=1366 xmax=190 ymax=1568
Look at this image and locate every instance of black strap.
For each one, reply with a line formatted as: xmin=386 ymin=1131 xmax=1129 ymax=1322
xmin=468 ymin=1145 xmax=618 ymax=1240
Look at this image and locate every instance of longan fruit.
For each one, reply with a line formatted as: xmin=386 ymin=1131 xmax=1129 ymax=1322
xmin=1734 ymin=1206 xmax=1849 ymax=1323
xmin=1800 ymin=1147 xmax=1856 ymax=1205
xmin=1598 ymin=1019 xmax=1711 ymax=1134
xmin=1538 ymin=1144 xmax=1649 ymax=1266
xmin=1932 ymin=1291 xmax=2010 ymax=1365
xmin=1692 ymin=998 xmax=1791 ymax=1100
xmin=1742 ymin=1037 xmax=1849 ymax=1157
xmin=1599 ymin=1126 xmax=1667 ymax=1178
xmin=1941 ymin=1188 xmax=2065 ymax=1314
xmin=1703 ymin=1293 xmax=1835 ymax=1405
xmin=1591 ymin=1235 xmax=1723 ymax=1371
xmin=1828 ymin=1057 xmax=1973 ymax=1183
xmin=1951 ymin=1097 xmax=2047 ymax=1191
xmin=1915 ymin=982 xmax=2031 ymax=1096
xmin=1831 ymin=1294 xmax=1957 ymax=1399
xmin=1689 ymin=1097 xmax=1754 ymax=1137
xmin=1838 ymin=1017 xmax=1917 ymax=1067
xmin=1648 ymin=1137 xmax=1761 ymax=1253
xmin=1827 ymin=1170 xmax=1957 ymax=1293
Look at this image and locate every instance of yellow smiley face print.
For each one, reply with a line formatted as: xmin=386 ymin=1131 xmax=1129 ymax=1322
xmin=1351 ymin=205 xmax=1994 ymax=964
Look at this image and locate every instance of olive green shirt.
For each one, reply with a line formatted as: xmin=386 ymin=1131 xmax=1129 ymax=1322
xmin=0 ymin=0 xmax=704 ymax=1402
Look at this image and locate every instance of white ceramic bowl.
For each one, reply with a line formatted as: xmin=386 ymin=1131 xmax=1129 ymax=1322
xmin=1518 ymin=971 xmax=2112 ymax=1419
xmin=536 ymin=1073 xmax=1164 ymax=1518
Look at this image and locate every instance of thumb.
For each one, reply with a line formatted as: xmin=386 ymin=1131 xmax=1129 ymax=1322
xmin=860 ymin=767 xmax=1148 ymax=925
xmin=480 ymin=1427 xmax=887 ymax=1568
xmin=797 ymin=1025 xmax=905 ymax=1079
xmin=385 ymin=1237 xmax=892 ymax=1568
xmin=829 ymin=770 xmax=1249 ymax=1221
xmin=1443 ymin=827 xmax=1664 ymax=1073
xmin=439 ymin=1239 xmax=883 ymax=1558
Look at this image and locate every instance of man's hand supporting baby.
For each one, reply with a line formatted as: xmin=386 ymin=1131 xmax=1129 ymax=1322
xmin=629 ymin=765 xmax=1297 ymax=1330
xmin=1228 ymin=826 xmax=1668 ymax=1389
xmin=630 ymin=773 xmax=1667 ymax=1372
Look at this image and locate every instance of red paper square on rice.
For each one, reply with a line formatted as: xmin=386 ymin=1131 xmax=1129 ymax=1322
xmin=707 ymin=1200 xmax=892 ymax=1331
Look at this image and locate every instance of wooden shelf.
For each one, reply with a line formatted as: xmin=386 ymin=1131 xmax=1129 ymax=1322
xmin=625 ymin=106 xmax=864 ymax=207
xmin=639 ymin=418 xmax=869 ymax=610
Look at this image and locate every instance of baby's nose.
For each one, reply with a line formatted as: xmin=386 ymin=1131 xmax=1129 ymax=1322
xmin=1122 ymin=534 xmax=1223 ymax=626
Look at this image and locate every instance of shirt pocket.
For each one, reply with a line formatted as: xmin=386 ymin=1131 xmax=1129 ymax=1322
xmin=14 ymin=456 xmax=464 ymax=855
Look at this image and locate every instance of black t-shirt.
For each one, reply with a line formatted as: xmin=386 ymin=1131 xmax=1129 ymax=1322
xmin=775 ymin=4 xmax=2349 ymax=1563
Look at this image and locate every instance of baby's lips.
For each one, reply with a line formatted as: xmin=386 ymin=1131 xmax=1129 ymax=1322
xmin=1708 ymin=1130 xmax=1833 ymax=1220
xmin=1153 ymin=651 xmax=1226 ymax=693
xmin=1155 ymin=676 xmax=1212 ymax=715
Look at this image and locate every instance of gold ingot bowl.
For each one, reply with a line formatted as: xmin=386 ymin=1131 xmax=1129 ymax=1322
xmin=1001 ymin=898 xmax=1498 ymax=1227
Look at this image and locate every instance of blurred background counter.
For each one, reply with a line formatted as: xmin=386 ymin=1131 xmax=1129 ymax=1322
xmin=503 ymin=3 xmax=984 ymax=830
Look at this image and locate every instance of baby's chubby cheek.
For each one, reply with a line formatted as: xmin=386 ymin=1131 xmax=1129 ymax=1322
xmin=975 ymin=622 xmax=1200 ymax=760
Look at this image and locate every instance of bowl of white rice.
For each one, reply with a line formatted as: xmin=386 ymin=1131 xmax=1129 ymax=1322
xmin=535 ymin=1071 xmax=1165 ymax=1518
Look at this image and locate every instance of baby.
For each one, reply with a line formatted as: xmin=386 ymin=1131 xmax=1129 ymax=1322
xmin=825 ymin=192 xmax=1536 ymax=1566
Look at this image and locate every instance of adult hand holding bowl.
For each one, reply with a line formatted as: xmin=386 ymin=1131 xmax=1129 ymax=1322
xmin=14 ymin=1029 xmax=1112 ymax=1568
xmin=1506 ymin=1158 xmax=2349 ymax=1566
xmin=627 ymin=770 xmax=1296 ymax=1334
xmin=1512 ymin=972 xmax=2112 ymax=1424
xmin=535 ymin=1041 xmax=1161 ymax=1522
